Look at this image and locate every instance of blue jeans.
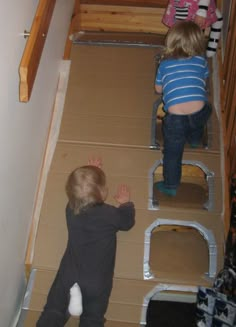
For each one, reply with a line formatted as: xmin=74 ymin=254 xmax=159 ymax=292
xmin=162 ymin=102 xmax=212 ymax=190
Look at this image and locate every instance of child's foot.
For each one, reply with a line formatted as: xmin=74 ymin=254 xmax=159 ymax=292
xmin=154 ymin=181 xmax=177 ymax=196
xmin=68 ymin=283 xmax=83 ymax=316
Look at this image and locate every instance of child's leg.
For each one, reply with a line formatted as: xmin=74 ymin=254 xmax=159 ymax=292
xmin=207 ymin=8 xmax=223 ymax=58
xmin=158 ymin=114 xmax=187 ymax=193
xmin=187 ymin=103 xmax=212 ymax=146
xmin=37 ymin=311 xmax=69 ymax=327
xmin=36 ymin=271 xmax=70 ymax=327
xmin=79 ymin=289 xmax=110 ymax=327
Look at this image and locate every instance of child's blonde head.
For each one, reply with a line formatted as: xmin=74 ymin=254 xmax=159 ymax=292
xmin=164 ymin=21 xmax=206 ymax=58
xmin=66 ymin=165 xmax=108 ymax=214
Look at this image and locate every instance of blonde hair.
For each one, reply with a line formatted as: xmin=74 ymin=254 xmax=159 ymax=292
xmin=65 ymin=165 xmax=107 ymax=215
xmin=163 ymin=21 xmax=206 ymax=59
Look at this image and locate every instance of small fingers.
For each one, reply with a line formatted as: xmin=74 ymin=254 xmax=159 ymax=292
xmin=88 ymin=157 xmax=102 ymax=168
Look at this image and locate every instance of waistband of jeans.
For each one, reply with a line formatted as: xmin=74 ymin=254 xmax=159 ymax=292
xmin=190 ymin=102 xmax=211 ymax=116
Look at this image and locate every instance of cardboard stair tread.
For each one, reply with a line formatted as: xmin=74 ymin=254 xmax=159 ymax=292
xmin=20 ymin=269 xmax=208 ymax=326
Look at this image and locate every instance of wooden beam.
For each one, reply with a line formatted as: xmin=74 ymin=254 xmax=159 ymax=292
xmin=72 ymin=4 xmax=167 ymax=34
xmin=19 ymin=0 xmax=56 ymax=102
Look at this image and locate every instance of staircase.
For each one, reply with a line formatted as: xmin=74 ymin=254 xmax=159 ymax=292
xmin=18 ymin=40 xmax=225 ymax=326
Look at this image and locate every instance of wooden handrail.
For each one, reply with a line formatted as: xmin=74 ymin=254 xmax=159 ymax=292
xmin=19 ymin=0 xmax=56 ymax=102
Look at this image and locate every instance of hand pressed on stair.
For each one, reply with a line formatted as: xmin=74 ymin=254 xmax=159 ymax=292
xmin=114 ymin=184 xmax=131 ymax=204
xmin=87 ymin=157 xmax=102 ymax=168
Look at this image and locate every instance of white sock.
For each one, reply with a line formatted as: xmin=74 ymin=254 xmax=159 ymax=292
xmin=68 ymin=283 xmax=83 ymax=316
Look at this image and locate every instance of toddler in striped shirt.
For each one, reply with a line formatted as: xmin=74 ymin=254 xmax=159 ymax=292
xmin=154 ymin=20 xmax=212 ymax=196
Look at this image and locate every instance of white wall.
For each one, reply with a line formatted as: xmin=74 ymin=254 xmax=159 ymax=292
xmin=0 ymin=1 xmax=74 ymax=326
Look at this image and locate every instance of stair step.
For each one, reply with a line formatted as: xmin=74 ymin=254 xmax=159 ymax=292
xmin=33 ymin=208 xmax=224 ymax=284
xmin=51 ymin=142 xmax=222 ymax=178
xmin=19 ymin=269 xmax=202 ymax=326
xmin=60 ymin=45 xmax=220 ymax=153
xmin=37 ymin=171 xmax=222 ymax=223
xmin=48 ymin=142 xmax=223 ymax=214
xmin=19 ymin=310 xmax=140 ymax=327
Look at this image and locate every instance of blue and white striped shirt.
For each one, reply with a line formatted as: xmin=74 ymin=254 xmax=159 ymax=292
xmin=155 ymin=56 xmax=209 ymax=112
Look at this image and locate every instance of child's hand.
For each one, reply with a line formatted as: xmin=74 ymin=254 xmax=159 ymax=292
xmin=88 ymin=157 xmax=102 ymax=168
xmin=194 ymin=15 xmax=206 ymax=29
xmin=114 ymin=184 xmax=131 ymax=204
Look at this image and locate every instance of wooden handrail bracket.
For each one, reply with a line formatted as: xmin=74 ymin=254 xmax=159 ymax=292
xmin=19 ymin=0 xmax=56 ymax=102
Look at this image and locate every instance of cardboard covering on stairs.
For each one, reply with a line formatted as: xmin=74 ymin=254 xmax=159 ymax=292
xmin=22 ymin=44 xmax=225 ymax=326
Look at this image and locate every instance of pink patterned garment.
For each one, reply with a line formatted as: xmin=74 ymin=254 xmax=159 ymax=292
xmin=162 ymin=0 xmax=218 ymax=28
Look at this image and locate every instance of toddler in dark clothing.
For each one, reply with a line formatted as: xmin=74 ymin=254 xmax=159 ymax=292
xmin=36 ymin=159 xmax=135 ymax=327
